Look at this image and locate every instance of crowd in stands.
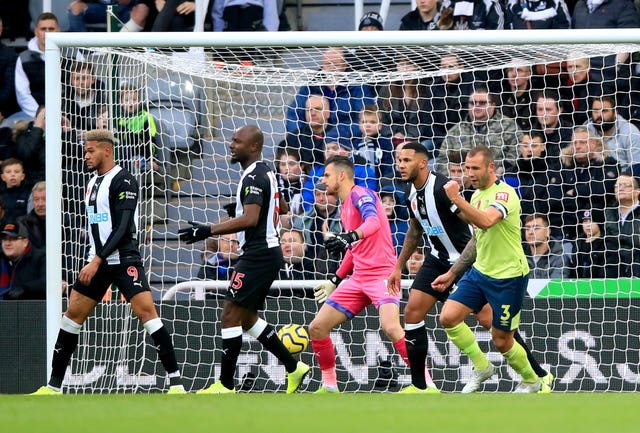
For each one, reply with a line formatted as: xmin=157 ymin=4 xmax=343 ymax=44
xmin=2 ymin=1 xmax=640 ymax=301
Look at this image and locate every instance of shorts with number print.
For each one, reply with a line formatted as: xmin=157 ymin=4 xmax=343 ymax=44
xmin=448 ymin=267 xmax=528 ymax=331
xmin=72 ymin=262 xmax=150 ymax=302
xmin=225 ymin=247 xmax=283 ymax=310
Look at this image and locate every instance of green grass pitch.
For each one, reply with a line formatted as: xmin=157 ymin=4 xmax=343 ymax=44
xmin=1 ymin=393 xmax=638 ymax=433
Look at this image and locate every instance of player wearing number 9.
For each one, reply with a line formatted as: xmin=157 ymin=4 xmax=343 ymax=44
xmin=178 ymin=125 xmax=310 ymax=394
xmin=31 ymin=129 xmax=186 ymax=395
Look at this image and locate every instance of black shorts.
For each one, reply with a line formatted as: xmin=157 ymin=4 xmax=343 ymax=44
xmin=225 ymin=247 xmax=283 ymax=311
xmin=410 ymin=254 xmax=456 ymax=303
xmin=73 ymin=262 xmax=151 ymax=302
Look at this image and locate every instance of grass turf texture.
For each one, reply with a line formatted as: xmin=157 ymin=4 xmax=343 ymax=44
xmin=2 ymin=393 xmax=637 ymax=433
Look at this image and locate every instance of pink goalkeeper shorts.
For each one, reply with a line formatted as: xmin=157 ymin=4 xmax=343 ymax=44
xmin=326 ymin=273 xmax=400 ymax=319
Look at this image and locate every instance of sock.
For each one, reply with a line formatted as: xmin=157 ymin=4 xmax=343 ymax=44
xmin=445 ymin=322 xmax=489 ymax=371
xmin=145 ymin=318 xmax=181 ymax=383
xmin=219 ymin=326 xmax=243 ymax=389
xmin=120 ymin=19 xmax=143 ymax=32
xmin=249 ymin=319 xmax=297 ymax=373
xmin=514 ymin=330 xmax=547 ymax=377
xmin=312 ymin=336 xmax=337 ymax=388
xmin=504 ymin=341 xmax=539 ymax=383
xmin=404 ymin=322 xmax=428 ymax=389
xmin=49 ymin=316 xmax=82 ymax=389
xmin=393 ymin=337 xmax=409 ymax=366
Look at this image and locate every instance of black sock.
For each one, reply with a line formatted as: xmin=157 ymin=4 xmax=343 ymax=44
xmin=150 ymin=327 xmax=180 ymax=381
xmin=220 ymin=334 xmax=242 ymax=389
xmin=49 ymin=329 xmax=79 ymax=389
xmin=405 ymin=326 xmax=428 ymax=389
xmin=257 ymin=324 xmax=297 ymax=373
xmin=514 ymin=330 xmax=547 ymax=377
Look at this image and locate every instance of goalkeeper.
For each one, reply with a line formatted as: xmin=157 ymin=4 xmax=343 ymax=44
xmin=309 ymin=155 xmax=410 ymax=393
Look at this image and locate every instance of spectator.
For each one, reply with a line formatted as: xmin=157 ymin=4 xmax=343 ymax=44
xmin=559 ymin=55 xmax=605 ymax=126
xmin=399 ymin=0 xmax=452 ymax=30
xmin=379 ymin=185 xmax=409 ymax=256
xmin=151 ymin=0 xmax=195 ymax=31
xmin=275 ymin=147 xmax=305 ymax=225
xmin=17 ymin=181 xmax=46 ymax=251
xmin=14 ymin=13 xmax=60 ymax=120
xmin=285 ymin=47 xmax=376 ymax=141
xmin=292 ymin=181 xmax=342 ymax=278
xmin=358 ymin=11 xmax=384 ymax=30
xmin=500 ymin=59 xmax=536 ymax=131
xmin=68 ymin=0 xmax=155 ymax=32
xmin=434 ymin=84 xmax=520 ymax=175
xmin=212 ymin=0 xmax=279 ymax=31
xmin=576 ymin=209 xmax=606 ymax=278
xmin=62 ymin=61 xmax=107 ymax=144
xmin=399 ymin=0 xmax=504 ymax=30
xmin=572 ymin=0 xmax=640 ymax=31
xmin=586 ymin=95 xmax=640 ymax=174
xmin=13 ymin=105 xmax=45 ymax=185
xmin=111 ymin=83 xmax=163 ymax=178
xmin=301 ymin=140 xmax=377 ymax=212
xmin=422 ymin=54 xmax=474 ymax=150
xmin=378 ymin=58 xmax=430 ymax=149
xmin=0 ymin=158 xmax=30 ymax=222
xmin=0 ymin=196 xmax=7 ymax=227
xmin=278 ymin=228 xmax=315 ymax=283
xmin=197 ymin=232 xmax=240 ymax=280
xmin=523 ymin=213 xmax=571 ymax=279
xmin=505 ymin=130 xmax=561 ymax=194
xmin=530 ymin=90 xmax=573 ymax=158
xmin=603 ymin=173 xmax=640 ymax=277
xmin=505 ymin=0 xmax=571 ymax=29
xmin=0 ymin=221 xmax=46 ymax=300
xmin=406 ymin=247 xmax=425 ymax=278
xmin=281 ymin=93 xmax=334 ymax=169
xmin=557 ymin=125 xmax=619 ymax=240
xmin=352 ymin=105 xmax=395 ymax=183
xmin=0 ymin=16 xmax=19 ymax=125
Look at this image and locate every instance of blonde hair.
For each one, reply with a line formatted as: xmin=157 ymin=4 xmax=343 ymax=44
xmin=84 ymin=129 xmax=115 ymax=145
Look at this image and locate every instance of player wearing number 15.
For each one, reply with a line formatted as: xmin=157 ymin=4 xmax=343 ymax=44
xmin=435 ymin=145 xmax=541 ymax=393
xmin=31 ymin=129 xmax=185 ymax=395
xmin=179 ymin=125 xmax=310 ymax=394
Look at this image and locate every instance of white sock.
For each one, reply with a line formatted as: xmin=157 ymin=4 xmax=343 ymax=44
xmin=120 ymin=19 xmax=143 ymax=32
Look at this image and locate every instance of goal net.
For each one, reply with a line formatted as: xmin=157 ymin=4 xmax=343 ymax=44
xmin=46 ymin=30 xmax=640 ymax=393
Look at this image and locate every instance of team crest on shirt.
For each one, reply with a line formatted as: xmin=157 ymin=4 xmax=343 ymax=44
xmin=495 ymin=191 xmax=509 ymax=202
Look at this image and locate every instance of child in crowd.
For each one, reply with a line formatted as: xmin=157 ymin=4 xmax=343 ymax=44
xmin=0 ymin=158 xmax=31 ymax=221
xmin=352 ymin=105 xmax=394 ymax=184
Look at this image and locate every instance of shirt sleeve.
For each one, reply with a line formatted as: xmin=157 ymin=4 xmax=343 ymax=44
xmin=350 ymin=189 xmax=381 ymax=238
xmin=241 ymin=171 xmax=268 ymax=207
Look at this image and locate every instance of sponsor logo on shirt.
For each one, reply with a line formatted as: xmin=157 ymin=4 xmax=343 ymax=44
xmin=495 ymin=191 xmax=509 ymax=202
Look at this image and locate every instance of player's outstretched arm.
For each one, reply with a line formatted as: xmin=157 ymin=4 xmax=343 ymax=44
xmin=178 ymin=221 xmax=212 ymax=244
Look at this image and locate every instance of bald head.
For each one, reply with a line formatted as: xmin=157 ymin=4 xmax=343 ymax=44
xmin=230 ymin=125 xmax=264 ymax=167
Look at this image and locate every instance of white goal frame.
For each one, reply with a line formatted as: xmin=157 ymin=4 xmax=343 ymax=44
xmin=45 ymin=28 xmax=640 ymax=386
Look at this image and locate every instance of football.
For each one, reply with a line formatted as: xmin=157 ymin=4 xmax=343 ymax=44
xmin=277 ymin=324 xmax=309 ymax=355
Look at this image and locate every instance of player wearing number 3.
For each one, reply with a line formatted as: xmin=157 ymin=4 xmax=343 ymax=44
xmin=179 ymin=125 xmax=310 ymax=394
xmin=309 ymin=155 xmax=411 ymax=393
xmin=31 ymin=129 xmax=185 ymax=395
xmin=434 ymin=146 xmax=542 ymax=393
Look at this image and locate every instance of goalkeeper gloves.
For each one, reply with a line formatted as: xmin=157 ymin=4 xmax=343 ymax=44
xmin=314 ymin=274 xmax=342 ymax=303
xmin=178 ymin=221 xmax=212 ymax=244
xmin=324 ymin=230 xmax=359 ymax=253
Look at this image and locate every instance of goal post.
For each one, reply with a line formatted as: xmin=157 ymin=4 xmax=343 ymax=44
xmin=45 ymin=29 xmax=640 ymax=393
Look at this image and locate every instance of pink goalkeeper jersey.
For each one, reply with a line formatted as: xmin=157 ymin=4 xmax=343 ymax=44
xmin=337 ymin=185 xmax=396 ymax=278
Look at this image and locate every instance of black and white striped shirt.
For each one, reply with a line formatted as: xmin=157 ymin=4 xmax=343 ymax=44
xmin=407 ymin=171 xmax=473 ymax=264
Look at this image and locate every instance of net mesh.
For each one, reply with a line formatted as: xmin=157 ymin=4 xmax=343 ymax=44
xmin=57 ymin=41 xmax=640 ymax=393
